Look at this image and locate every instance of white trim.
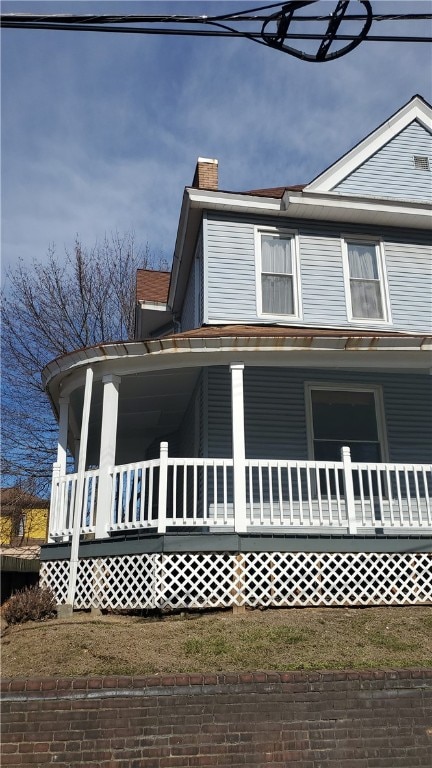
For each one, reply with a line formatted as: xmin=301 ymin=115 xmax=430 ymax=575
xmin=68 ymin=367 xmax=93 ymax=606
xmin=197 ymin=157 xmax=218 ymax=165
xmin=306 ymin=96 xmax=432 ymax=193
xmin=203 ymin=212 xmax=209 ymax=325
xmin=282 ymin=191 xmax=432 ymax=229
xmin=187 ymin=187 xmax=281 ymax=212
xmin=138 ymin=301 xmax=169 ymax=312
xmin=42 ymin=336 xmax=432 ymax=403
xmin=187 ymin=186 xmax=431 ymax=219
xmin=341 ymin=236 xmax=392 ymax=325
xmin=254 ymin=226 xmax=302 ymax=321
xmin=96 ymin=374 xmax=121 ymax=537
xmin=193 ymin=243 xmax=201 ymax=329
xmin=169 ymin=190 xmax=191 ymax=309
xmin=202 ymin=368 xmax=209 ymax=458
xmin=304 ymin=382 xmax=389 ymax=463
xmin=230 ymin=362 xmax=247 ymax=532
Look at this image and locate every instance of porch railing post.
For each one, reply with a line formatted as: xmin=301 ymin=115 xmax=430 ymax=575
xmin=48 ymin=461 xmax=61 ymax=542
xmin=341 ymin=446 xmax=357 ymax=534
xmin=158 ymin=442 xmax=168 ymax=534
xmin=230 ymin=363 xmax=247 ymax=533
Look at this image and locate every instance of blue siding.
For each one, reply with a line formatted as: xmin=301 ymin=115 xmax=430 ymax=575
xmin=205 ymin=212 xmax=432 ymax=333
xmin=205 ymin=366 xmax=432 ymax=465
xmin=334 ymin=122 xmax=432 ymax=201
xmin=176 ymin=373 xmax=203 ymax=457
xmin=206 ymin=217 xmax=256 ymax=324
xmin=181 ymin=230 xmax=203 ymax=331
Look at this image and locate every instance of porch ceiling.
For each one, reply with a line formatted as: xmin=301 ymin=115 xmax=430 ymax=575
xmin=71 ymin=367 xmax=201 ymax=465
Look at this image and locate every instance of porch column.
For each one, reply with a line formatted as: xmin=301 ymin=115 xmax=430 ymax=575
xmin=230 ymin=363 xmax=247 ymax=533
xmin=57 ymin=396 xmax=70 ymax=474
xmin=95 ymin=374 xmax=121 ymax=538
xmin=67 ymin=367 xmax=93 ymax=607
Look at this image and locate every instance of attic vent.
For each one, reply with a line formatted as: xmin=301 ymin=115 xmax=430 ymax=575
xmin=413 ymin=155 xmax=430 ymax=171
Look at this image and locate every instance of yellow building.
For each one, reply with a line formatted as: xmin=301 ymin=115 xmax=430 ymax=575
xmin=0 ymin=488 xmax=49 ymax=546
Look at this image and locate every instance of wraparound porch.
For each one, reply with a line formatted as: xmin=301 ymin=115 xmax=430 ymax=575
xmin=42 ymin=334 xmax=432 ymax=609
xmin=49 ymin=447 xmax=432 ymax=540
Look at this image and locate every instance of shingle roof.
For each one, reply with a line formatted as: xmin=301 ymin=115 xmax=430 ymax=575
xmin=170 ymin=324 xmax=415 ymax=340
xmin=0 ymin=487 xmax=49 ymax=512
xmin=136 ymin=270 xmax=170 ymax=304
xmin=241 ymin=185 xmax=306 ymax=198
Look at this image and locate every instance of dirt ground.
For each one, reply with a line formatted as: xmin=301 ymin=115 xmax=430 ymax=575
xmin=2 ymin=605 xmax=431 ymax=678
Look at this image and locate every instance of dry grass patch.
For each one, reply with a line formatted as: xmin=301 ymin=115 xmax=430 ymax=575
xmin=1 ymin=605 xmax=431 ymax=678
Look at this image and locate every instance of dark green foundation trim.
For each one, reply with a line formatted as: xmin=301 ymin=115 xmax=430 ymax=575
xmin=40 ymin=531 xmax=432 ymax=560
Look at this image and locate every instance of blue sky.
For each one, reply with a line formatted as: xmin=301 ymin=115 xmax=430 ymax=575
xmin=2 ymin=1 xmax=432 ymax=270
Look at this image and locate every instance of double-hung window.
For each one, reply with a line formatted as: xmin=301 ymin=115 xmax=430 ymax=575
xmin=343 ymin=239 xmax=389 ymax=322
xmin=306 ymin=383 xmax=387 ymax=497
xmin=307 ymin=386 xmax=384 ymax=464
xmin=257 ymin=229 xmax=300 ymax=318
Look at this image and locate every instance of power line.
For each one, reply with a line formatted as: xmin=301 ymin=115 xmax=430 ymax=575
xmin=1 ymin=22 xmax=429 ymax=43
xmin=2 ymin=10 xmax=432 ymax=23
xmin=1 ymin=2 xmax=431 ymax=63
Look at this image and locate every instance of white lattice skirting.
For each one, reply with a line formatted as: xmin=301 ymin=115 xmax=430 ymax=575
xmin=39 ymin=551 xmax=432 ymax=610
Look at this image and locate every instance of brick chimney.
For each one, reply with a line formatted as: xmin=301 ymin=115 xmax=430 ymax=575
xmin=192 ymin=157 xmax=218 ymax=190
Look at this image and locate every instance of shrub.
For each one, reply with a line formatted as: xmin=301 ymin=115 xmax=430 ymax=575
xmin=2 ymin=585 xmax=57 ymax=625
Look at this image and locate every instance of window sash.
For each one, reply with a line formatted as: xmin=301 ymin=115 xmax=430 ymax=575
xmin=260 ymin=233 xmax=297 ymax=316
xmin=346 ymin=241 xmax=386 ymax=320
xmin=350 ymin=279 xmax=383 ymax=319
xmin=262 ymin=274 xmax=294 ymax=314
xmin=311 ymin=388 xmax=379 ymax=443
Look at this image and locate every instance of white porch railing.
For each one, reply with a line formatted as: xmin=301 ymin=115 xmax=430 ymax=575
xmin=110 ymin=459 xmax=161 ymax=531
xmin=351 ymin=459 xmax=432 ymax=529
xmin=48 ymin=444 xmax=432 ymax=540
xmin=49 ymin=467 xmax=99 ymax=539
xmin=245 ymin=455 xmax=432 ymax=532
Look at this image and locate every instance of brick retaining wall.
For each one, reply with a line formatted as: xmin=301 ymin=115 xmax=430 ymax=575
xmin=1 ymin=671 xmax=432 ymax=767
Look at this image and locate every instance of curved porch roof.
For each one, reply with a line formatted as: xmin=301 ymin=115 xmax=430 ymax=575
xmin=43 ymin=325 xmax=432 ymax=405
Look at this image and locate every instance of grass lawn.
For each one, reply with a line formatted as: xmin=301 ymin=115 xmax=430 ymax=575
xmin=2 ymin=605 xmax=432 ymax=678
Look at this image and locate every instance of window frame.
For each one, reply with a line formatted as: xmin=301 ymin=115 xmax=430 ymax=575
xmin=304 ymin=382 xmax=389 ymax=463
xmin=255 ymin=226 xmax=302 ymax=320
xmin=341 ymin=236 xmax=391 ymax=325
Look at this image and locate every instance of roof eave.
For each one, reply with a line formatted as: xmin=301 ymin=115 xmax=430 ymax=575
xmin=283 ymin=190 xmax=432 ymax=229
xmin=169 ymin=188 xmax=282 ymax=314
xmin=42 ymin=333 xmax=432 ymax=406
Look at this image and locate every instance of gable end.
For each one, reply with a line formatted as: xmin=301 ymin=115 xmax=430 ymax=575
xmin=332 ymin=120 xmax=432 ymax=202
xmin=306 ymin=95 xmax=432 ymax=197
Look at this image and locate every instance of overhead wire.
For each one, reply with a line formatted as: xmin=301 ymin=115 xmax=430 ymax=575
xmin=1 ymin=5 xmax=431 ymax=53
xmin=1 ymin=22 xmax=430 ymax=42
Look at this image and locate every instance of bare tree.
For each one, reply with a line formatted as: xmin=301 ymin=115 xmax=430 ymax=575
xmin=2 ymin=232 xmax=167 ymax=489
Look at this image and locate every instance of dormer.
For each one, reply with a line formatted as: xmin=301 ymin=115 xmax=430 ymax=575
xmin=135 ymin=269 xmax=173 ymax=339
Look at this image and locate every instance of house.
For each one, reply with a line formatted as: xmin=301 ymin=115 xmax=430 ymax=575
xmin=0 ymin=487 xmax=49 ymax=546
xmin=40 ymin=95 xmax=432 ymax=611
xmin=1 ymin=487 xmax=48 ymax=601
